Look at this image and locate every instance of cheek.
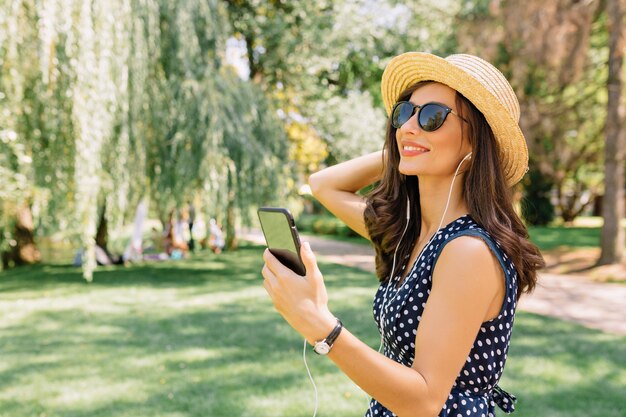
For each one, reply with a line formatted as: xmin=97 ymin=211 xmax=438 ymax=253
xmin=431 ymin=124 xmax=465 ymax=154
xmin=427 ymin=134 xmax=455 ymax=157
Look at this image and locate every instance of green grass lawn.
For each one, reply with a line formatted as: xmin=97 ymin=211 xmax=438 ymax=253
xmin=303 ymin=226 xmax=607 ymax=250
xmin=0 ymin=244 xmax=624 ymax=416
xmin=527 ymin=225 xmax=607 ymax=251
xmin=297 ymin=215 xmax=626 ymax=252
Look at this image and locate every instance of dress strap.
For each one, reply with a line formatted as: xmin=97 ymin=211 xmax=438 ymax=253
xmin=492 ymin=384 xmax=517 ymax=414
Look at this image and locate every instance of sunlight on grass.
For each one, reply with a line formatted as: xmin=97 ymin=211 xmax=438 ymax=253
xmin=527 ymin=217 xmax=626 ymax=251
xmin=0 ymin=244 xmax=624 ymax=416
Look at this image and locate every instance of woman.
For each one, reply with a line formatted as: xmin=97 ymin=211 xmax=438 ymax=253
xmin=261 ymin=52 xmax=544 ymax=417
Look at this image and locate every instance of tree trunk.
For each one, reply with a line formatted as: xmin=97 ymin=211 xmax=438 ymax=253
xmin=225 ymin=161 xmax=238 ymax=251
xmin=225 ymin=193 xmax=237 ymax=251
xmin=95 ymin=204 xmax=108 ymax=251
xmin=599 ymin=0 xmax=626 ymax=265
xmin=12 ymin=202 xmax=41 ymax=266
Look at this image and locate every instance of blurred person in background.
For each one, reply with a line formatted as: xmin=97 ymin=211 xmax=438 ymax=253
xmin=208 ymin=218 xmax=225 ymax=254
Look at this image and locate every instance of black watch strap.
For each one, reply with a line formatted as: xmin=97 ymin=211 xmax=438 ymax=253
xmin=324 ymin=318 xmax=343 ymax=346
xmin=313 ymin=318 xmax=343 ymax=355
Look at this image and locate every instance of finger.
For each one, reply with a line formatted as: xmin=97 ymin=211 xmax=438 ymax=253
xmin=262 ymin=248 xmax=276 ymax=263
xmin=262 ymin=265 xmax=278 ymax=298
xmin=263 ymin=248 xmax=296 ymax=278
xmin=262 ymin=276 xmax=272 ymax=296
xmin=261 ymin=264 xmax=277 ymax=285
xmin=300 ymin=242 xmax=320 ymax=275
xmin=262 ymin=277 xmax=280 ymax=310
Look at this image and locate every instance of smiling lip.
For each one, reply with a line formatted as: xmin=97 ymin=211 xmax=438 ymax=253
xmin=400 ymin=142 xmax=430 ymax=157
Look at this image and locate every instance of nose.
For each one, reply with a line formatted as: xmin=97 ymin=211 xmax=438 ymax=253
xmin=398 ymin=111 xmax=422 ymax=135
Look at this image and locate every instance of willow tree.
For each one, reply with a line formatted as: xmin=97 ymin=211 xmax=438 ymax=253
xmin=0 ymin=126 xmax=32 ymax=269
xmin=0 ymin=0 xmax=76 ymax=266
xmin=1 ymin=0 xmax=290 ymax=279
xmin=131 ymin=0 xmax=289 ymax=248
xmin=0 ymin=5 xmax=30 ymax=267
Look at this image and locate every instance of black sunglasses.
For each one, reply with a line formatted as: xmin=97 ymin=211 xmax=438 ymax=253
xmin=391 ymin=101 xmax=468 ymax=131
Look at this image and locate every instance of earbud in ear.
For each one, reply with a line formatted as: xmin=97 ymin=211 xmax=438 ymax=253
xmin=464 ymin=152 xmax=472 ymax=160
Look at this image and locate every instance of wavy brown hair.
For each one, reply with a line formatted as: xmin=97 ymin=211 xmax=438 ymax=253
xmin=364 ymin=81 xmax=544 ymax=300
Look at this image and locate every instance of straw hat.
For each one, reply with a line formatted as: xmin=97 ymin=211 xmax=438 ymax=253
xmin=381 ymin=52 xmax=528 ymax=187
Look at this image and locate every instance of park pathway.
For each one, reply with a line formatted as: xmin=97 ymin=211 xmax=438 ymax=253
xmin=241 ymin=229 xmax=626 ymax=335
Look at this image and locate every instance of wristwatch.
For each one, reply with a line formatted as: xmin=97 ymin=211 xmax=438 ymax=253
xmin=313 ymin=318 xmax=343 ymax=355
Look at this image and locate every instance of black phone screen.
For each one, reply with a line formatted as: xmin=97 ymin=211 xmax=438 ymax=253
xmin=257 ymin=208 xmax=306 ymax=276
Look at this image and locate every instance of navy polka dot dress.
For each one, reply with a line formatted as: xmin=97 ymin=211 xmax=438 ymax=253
xmin=366 ymin=215 xmax=518 ymax=417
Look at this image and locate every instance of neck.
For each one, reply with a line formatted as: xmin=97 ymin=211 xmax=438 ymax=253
xmin=416 ymin=173 xmax=469 ymax=237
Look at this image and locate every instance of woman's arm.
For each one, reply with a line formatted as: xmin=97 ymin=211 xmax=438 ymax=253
xmin=262 ymin=237 xmax=504 ymax=417
xmin=308 ymin=151 xmax=384 ymax=240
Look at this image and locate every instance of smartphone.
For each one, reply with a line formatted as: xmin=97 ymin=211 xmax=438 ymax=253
xmin=257 ymin=207 xmax=306 ymax=276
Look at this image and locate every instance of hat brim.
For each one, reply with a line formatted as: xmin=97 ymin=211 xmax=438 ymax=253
xmin=381 ymin=52 xmax=528 ymax=187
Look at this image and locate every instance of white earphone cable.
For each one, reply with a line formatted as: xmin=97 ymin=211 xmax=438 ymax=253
xmin=303 ymin=338 xmax=319 ymax=417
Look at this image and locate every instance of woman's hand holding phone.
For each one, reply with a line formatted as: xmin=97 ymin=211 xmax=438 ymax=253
xmin=261 ymin=242 xmax=336 ymax=345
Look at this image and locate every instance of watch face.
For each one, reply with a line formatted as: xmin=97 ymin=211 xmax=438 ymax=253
xmin=314 ymin=342 xmax=331 ymax=355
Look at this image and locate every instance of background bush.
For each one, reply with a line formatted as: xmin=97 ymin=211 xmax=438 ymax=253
xmin=297 ymin=214 xmax=358 ymax=237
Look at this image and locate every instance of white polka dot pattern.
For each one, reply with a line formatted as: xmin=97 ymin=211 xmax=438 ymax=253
xmin=365 ymin=215 xmax=518 ymax=417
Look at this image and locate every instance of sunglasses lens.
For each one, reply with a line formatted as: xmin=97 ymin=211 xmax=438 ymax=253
xmin=391 ymin=102 xmax=415 ymax=128
xmin=418 ymin=104 xmax=448 ymax=131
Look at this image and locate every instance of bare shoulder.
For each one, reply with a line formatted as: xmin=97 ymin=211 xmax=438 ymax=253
xmin=433 ymin=235 xmax=503 ymax=295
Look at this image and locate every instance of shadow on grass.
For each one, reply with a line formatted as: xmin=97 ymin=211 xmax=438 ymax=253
xmin=0 ymin=267 xmax=379 ymax=416
xmin=3 ymin=301 xmax=624 ymax=416
xmin=502 ymin=312 xmax=626 ymax=416
xmin=0 ymin=244 xmax=266 ymax=291
xmin=1 ymin=243 xmax=624 ymax=416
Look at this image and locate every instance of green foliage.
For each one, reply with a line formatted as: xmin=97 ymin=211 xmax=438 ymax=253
xmin=3 ymin=0 xmax=619 ymax=275
xmin=310 ymin=90 xmax=386 ymax=164
xmin=224 ymin=0 xmax=460 ymax=166
xmin=512 ymin=8 xmax=607 ymax=223
xmin=297 ymin=214 xmax=358 ymax=237
xmin=522 ymin=167 xmax=556 ymax=226
xmin=224 ymin=0 xmax=334 ymax=89
xmin=458 ymin=0 xmax=493 ymax=20
xmin=0 ymin=0 xmax=291 ymax=279
xmin=0 ymin=130 xmax=29 ymax=228
xmin=457 ymin=0 xmax=609 ymax=224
